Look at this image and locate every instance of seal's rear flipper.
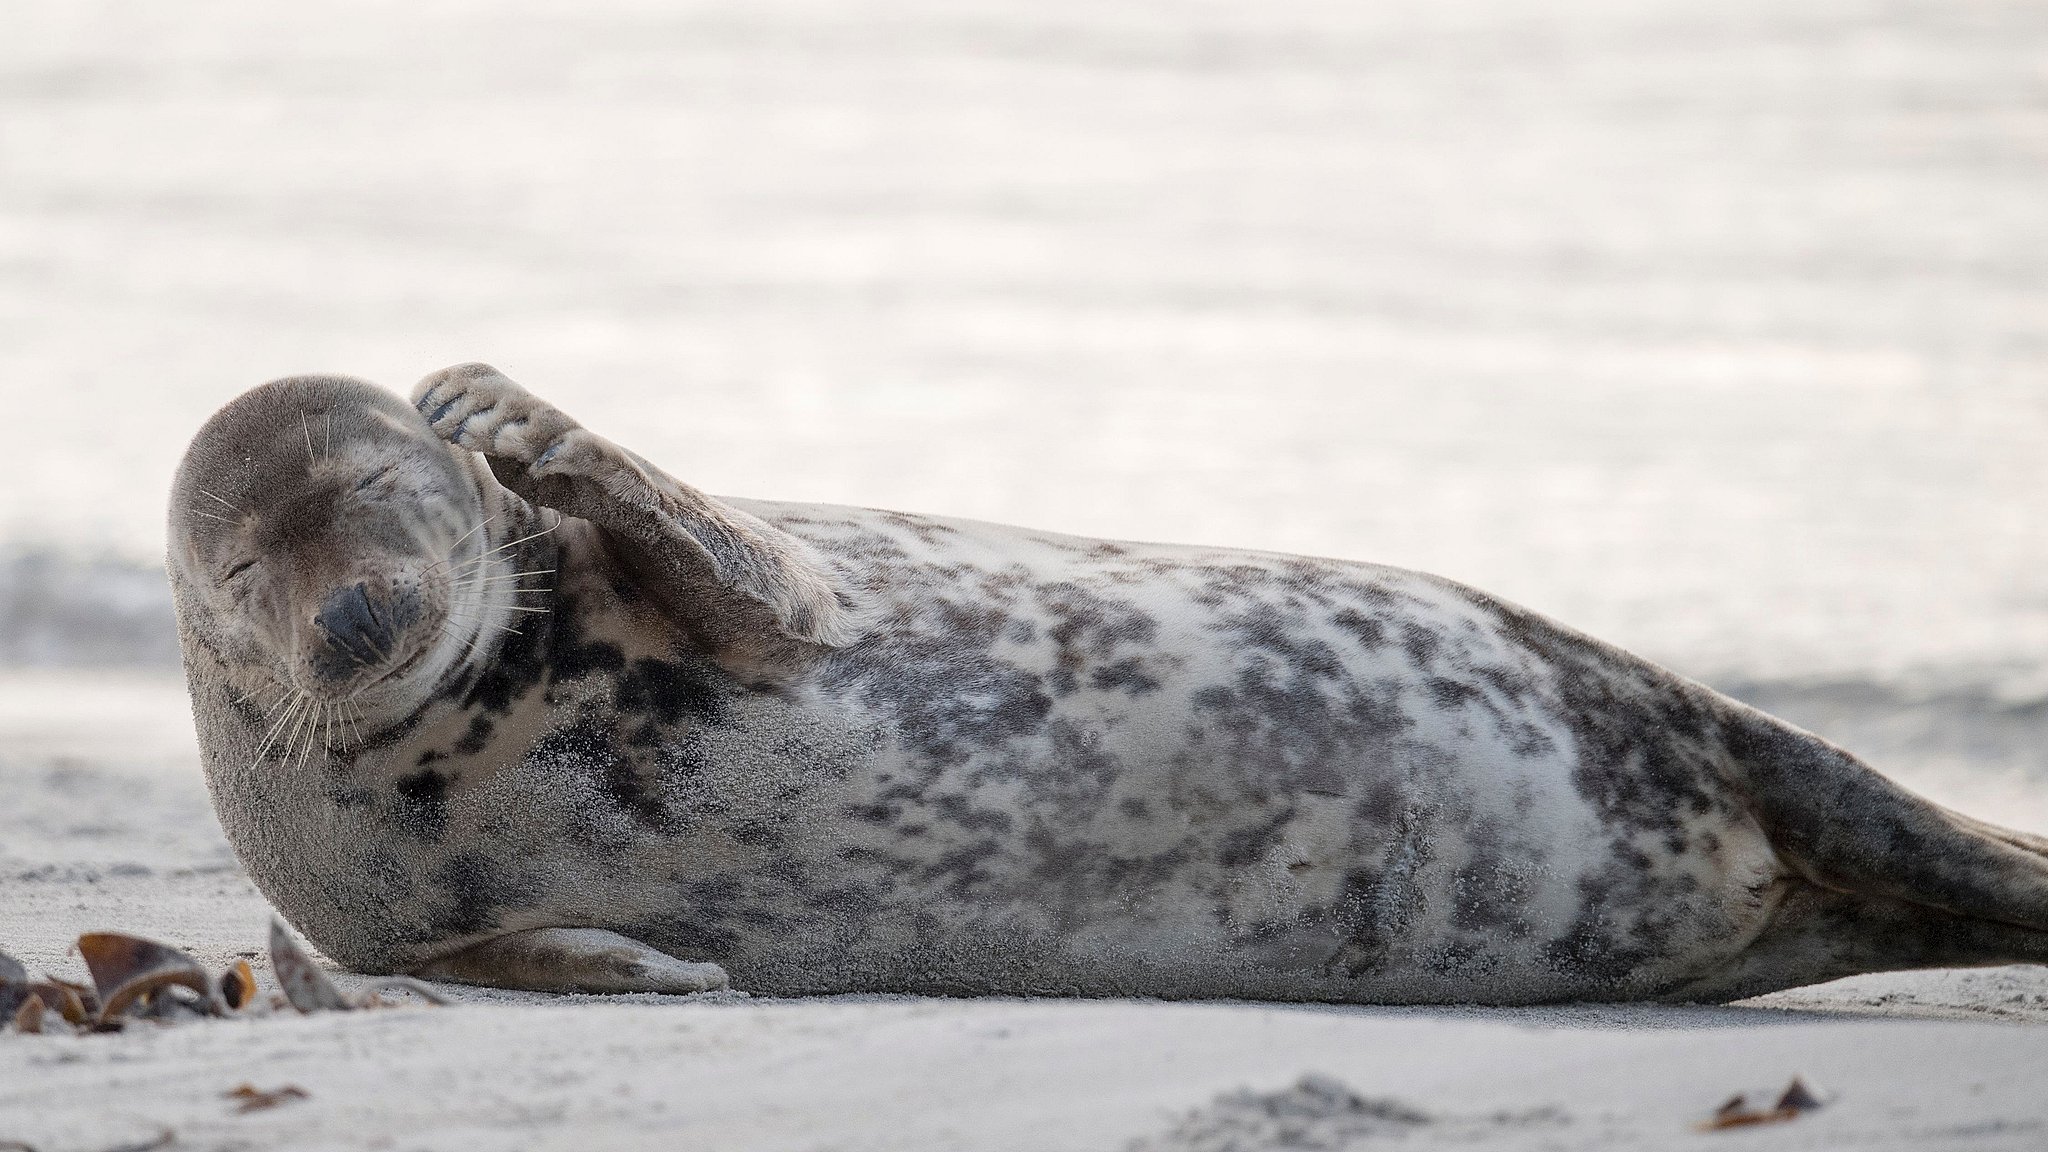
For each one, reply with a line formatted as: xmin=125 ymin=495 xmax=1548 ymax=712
xmin=1668 ymin=882 xmax=2048 ymax=1002
xmin=1728 ymin=703 xmax=2048 ymax=937
xmin=412 ymin=928 xmax=730 ymax=995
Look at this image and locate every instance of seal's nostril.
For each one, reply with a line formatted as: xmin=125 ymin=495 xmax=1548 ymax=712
xmin=314 ymin=581 xmax=395 ymax=667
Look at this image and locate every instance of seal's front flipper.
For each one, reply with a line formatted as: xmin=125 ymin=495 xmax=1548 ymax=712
xmin=410 ymin=363 xmax=860 ymax=663
xmin=412 ymin=927 xmax=730 ymax=995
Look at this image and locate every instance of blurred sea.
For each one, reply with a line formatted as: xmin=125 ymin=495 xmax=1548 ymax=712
xmin=2 ymin=1 xmax=2045 ymax=820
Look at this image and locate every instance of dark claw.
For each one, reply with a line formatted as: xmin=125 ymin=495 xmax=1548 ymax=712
xmin=450 ymin=401 xmax=499 ymax=441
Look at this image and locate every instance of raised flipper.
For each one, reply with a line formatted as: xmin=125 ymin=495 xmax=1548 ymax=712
xmin=411 ymin=363 xmax=862 ymax=670
xmin=411 ymin=927 xmax=730 ymax=995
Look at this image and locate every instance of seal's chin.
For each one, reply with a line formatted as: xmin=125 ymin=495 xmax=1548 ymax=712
xmin=362 ymin=639 xmax=436 ymax=691
xmin=301 ymin=631 xmax=440 ymax=705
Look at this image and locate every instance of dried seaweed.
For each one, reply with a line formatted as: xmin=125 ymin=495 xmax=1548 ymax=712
xmin=48 ymin=979 xmax=99 ymax=1019
xmin=218 ymin=958 xmax=259 ymax=1011
xmin=225 ymin=1083 xmax=310 ymax=1113
xmin=33 ymin=982 xmax=92 ymax=1026
xmin=268 ymin=919 xmax=354 ymax=1013
xmin=1698 ymin=1077 xmax=1828 ymax=1131
xmin=76 ymin=933 xmax=211 ymax=1022
xmin=4 ymin=922 xmax=446 ymax=1033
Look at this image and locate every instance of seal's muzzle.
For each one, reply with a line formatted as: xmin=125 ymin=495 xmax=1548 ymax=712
xmin=311 ymin=580 xmax=398 ymax=678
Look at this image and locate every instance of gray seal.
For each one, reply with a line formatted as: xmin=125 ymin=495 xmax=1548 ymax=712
xmin=167 ymin=366 xmax=2048 ymax=1003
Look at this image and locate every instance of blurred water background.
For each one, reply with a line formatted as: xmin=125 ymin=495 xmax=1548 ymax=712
xmin=2 ymin=1 xmax=2046 ymax=820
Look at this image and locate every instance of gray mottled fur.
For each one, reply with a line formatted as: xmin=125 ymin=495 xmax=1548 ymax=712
xmin=167 ymin=368 xmax=2048 ymax=1005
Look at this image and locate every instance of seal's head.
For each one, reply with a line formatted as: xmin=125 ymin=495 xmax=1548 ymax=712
xmin=168 ymin=375 xmax=493 ymax=712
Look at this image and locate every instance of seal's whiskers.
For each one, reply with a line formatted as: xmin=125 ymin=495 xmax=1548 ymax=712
xmin=248 ymin=691 xmax=307 ymax=769
xmin=467 ymin=568 xmax=555 ymax=585
xmin=195 ymin=486 xmax=243 ymax=513
xmin=430 ymin=519 xmax=560 ymax=580
xmin=283 ymin=694 xmax=319 ymax=771
xmin=232 ymin=681 xmax=285 ymax=709
xmin=422 ymin=514 xmax=497 ymax=577
xmin=291 ymin=701 xmax=320 ymax=772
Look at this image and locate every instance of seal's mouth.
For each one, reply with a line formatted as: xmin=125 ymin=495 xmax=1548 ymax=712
xmin=301 ymin=632 xmax=432 ymax=704
xmin=362 ymin=639 xmax=434 ymax=690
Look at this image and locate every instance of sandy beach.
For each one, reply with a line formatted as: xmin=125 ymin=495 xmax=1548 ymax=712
xmin=3 ymin=672 xmax=2048 ymax=1151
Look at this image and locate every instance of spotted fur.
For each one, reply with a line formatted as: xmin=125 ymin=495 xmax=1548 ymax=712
xmin=168 ymin=369 xmax=2048 ymax=1004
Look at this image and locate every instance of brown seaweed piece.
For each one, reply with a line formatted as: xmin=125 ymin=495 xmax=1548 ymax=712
xmin=268 ymin=919 xmax=354 ymax=1013
xmin=11 ymin=994 xmax=44 ymax=1033
xmin=76 ymin=933 xmax=212 ymax=1022
xmin=1775 ymin=1077 xmax=1825 ymax=1114
xmin=23 ymin=983 xmax=89 ymax=1031
xmin=48 ymin=978 xmax=99 ymax=1020
xmin=225 ymin=1083 xmax=310 ymax=1113
xmin=1702 ymin=1096 xmax=1775 ymax=1131
xmin=1698 ymin=1077 xmax=1828 ymax=1131
xmin=217 ymin=958 xmax=259 ymax=1011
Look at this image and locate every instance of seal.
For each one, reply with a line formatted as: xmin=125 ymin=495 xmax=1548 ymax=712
xmin=168 ymin=366 xmax=2048 ymax=1003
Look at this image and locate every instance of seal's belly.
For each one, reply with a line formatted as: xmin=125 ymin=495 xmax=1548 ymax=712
xmin=712 ymin=553 xmax=1780 ymax=1001
xmin=538 ymin=516 xmax=1785 ymax=1002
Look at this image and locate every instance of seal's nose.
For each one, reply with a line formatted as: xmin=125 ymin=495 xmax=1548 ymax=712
xmin=314 ymin=581 xmax=395 ymax=669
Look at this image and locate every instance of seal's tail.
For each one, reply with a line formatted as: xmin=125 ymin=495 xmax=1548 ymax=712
xmin=1724 ymin=700 xmax=2048 ymax=934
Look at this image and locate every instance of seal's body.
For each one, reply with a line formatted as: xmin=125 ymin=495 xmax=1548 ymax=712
xmin=171 ymin=369 xmax=2048 ymax=1003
